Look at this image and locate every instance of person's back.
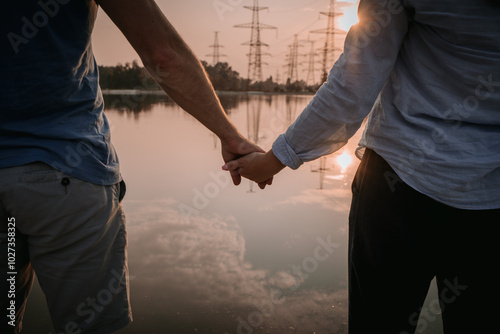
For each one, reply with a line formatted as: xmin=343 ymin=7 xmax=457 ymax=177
xmin=0 ymin=3 xmax=129 ymax=333
xmin=269 ymin=0 xmax=500 ymax=209
xmin=360 ymin=0 xmax=500 ymax=209
xmin=0 ymin=1 xmax=119 ymax=184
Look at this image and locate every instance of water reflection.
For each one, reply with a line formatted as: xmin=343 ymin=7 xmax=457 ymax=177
xmin=102 ymin=91 xmax=174 ymax=116
xmin=102 ymin=90 xmax=243 ymax=117
xmin=122 ymin=199 xmax=348 ymax=333
xmin=246 ymin=96 xmax=262 ymax=193
xmin=285 ymin=95 xmax=298 ymax=129
xmin=310 ymin=157 xmax=330 ymax=190
xmin=21 ymin=92 xmax=443 ymax=334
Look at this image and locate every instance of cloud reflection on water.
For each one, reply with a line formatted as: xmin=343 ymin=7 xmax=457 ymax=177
xmin=123 ymin=199 xmax=347 ymax=333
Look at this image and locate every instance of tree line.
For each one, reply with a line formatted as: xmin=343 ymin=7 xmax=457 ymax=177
xmin=98 ymin=60 xmax=321 ymax=93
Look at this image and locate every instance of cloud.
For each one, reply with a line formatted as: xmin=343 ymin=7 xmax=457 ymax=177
xmin=125 ymin=199 xmax=269 ymax=304
xmin=122 ymin=199 xmax=348 ymax=332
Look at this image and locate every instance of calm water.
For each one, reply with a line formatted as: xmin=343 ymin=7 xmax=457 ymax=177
xmin=22 ymin=92 xmax=443 ymax=334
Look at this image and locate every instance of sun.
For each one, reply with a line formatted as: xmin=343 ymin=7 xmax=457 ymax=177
xmin=339 ymin=4 xmax=359 ymax=32
xmin=336 ymin=150 xmax=354 ymax=172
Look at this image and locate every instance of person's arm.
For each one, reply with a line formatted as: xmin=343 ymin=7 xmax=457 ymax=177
xmin=95 ymin=0 xmax=269 ymax=186
xmin=223 ymin=0 xmax=410 ymax=184
xmin=271 ymin=0 xmax=410 ymax=169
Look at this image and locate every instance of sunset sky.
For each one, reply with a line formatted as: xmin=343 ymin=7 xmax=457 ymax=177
xmin=92 ymin=0 xmax=359 ymax=82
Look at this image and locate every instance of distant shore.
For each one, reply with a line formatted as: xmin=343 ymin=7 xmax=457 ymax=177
xmin=101 ymin=89 xmax=315 ymax=96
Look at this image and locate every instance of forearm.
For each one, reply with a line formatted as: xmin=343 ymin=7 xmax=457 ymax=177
xmin=143 ymin=36 xmax=240 ymax=143
xmin=98 ymin=0 xmax=240 ymax=143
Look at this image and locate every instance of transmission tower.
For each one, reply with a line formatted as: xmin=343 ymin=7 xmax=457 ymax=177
xmin=310 ymin=0 xmax=346 ymax=83
xmin=206 ymin=31 xmax=227 ymax=65
xmin=275 ymin=68 xmax=281 ymax=84
xmin=284 ymin=34 xmax=302 ymax=83
xmin=304 ymin=40 xmax=319 ymax=85
xmin=235 ymin=0 xmax=277 ymax=82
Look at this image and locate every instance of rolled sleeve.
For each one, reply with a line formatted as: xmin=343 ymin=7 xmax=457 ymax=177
xmin=272 ymin=134 xmax=304 ymax=170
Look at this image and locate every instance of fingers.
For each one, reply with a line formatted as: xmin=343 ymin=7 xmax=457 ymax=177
xmin=222 ymin=154 xmax=273 ymax=189
xmin=258 ymin=181 xmax=267 ymax=189
xmin=230 ymin=170 xmax=241 ymax=186
xmin=257 ymin=177 xmax=273 ymax=189
xmin=223 ymin=160 xmax=242 ymax=186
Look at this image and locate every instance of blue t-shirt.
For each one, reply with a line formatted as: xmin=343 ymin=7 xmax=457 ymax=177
xmin=0 ymin=0 xmax=120 ymax=185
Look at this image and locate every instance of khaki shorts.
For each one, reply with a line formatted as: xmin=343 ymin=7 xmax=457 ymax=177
xmin=0 ymin=162 xmax=132 ymax=334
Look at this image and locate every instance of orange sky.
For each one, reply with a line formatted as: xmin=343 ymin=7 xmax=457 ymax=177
xmin=92 ymin=0 xmax=359 ymax=83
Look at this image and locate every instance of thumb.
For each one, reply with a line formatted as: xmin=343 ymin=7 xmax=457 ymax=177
xmin=222 ymin=160 xmax=240 ymax=172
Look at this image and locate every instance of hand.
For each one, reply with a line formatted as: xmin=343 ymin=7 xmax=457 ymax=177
xmin=220 ymin=134 xmax=273 ymax=187
xmin=222 ymin=150 xmax=285 ymax=189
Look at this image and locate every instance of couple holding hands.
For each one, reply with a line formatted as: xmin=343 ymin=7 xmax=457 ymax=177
xmin=2 ymin=1 xmax=499 ymax=333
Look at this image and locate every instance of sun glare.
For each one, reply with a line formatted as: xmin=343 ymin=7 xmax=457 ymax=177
xmin=339 ymin=5 xmax=359 ymax=32
xmin=336 ymin=150 xmax=354 ymax=172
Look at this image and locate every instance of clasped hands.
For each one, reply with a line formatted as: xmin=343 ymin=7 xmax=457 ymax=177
xmin=222 ymin=150 xmax=285 ymax=190
xmin=220 ymin=133 xmax=285 ymax=189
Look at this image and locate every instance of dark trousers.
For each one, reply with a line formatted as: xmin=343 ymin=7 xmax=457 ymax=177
xmin=348 ymin=149 xmax=500 ymax=333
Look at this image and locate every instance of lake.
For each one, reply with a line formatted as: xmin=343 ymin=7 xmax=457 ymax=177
xmin=22 ymin=92 xmax=443 ymax=334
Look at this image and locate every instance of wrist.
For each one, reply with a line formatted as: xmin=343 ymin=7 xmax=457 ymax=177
xmin=266 ymin=149 xmax=285 ymax=174
xmin=217 ymin=123 xmax=242 ymax=146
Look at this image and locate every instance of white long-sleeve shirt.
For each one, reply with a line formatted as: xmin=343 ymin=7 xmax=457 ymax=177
xmin=272 ymin=0 xmax=500 ymax=209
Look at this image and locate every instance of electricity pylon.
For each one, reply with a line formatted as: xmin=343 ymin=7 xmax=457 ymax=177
xmin=284 ymin=34 xmax=302 ymax=83
xmin=304 ymin=40 xmax=319 ymax=85
xmin=275 ymin=68 xmax=281 ymax=84
xmin=235 ymin=0 xmax=277 ymax=82
xmin=206 ymin=31 xmax=227 ymax=65
xmin=310 ymin=0 xmax=346 ymax=83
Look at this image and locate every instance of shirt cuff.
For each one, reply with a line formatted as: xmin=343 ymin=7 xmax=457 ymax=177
xmin=272 ymin=134 xmax=303 ymax=170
